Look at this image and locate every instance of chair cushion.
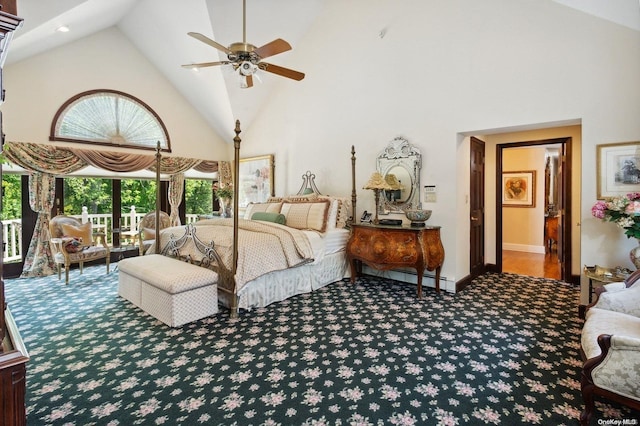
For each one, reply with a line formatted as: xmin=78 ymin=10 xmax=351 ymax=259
xmin=54 ymin=245 xmax=108 ymax=264
xmin=61 ymin=222 xmax=92 ymax=246
xmin=141 ymin=227 xmax=156 ymax=240
xmin=62 ymin=237 xmax=87 ymax=253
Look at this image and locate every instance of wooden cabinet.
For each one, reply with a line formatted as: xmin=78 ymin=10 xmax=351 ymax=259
xmin=346 ymin=223 xmax=445 ymax=297
xmin=544 ymin=215 xmax=558 ymax=254
xmin=0 ymin=2 xmax=26 ymax=425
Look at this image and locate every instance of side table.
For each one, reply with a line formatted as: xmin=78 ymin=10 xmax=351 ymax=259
xmin=111 ymin=245 xmax=139 ymax=265
xmin=346 ymin=223 xmax=445 ymax=297
xmin=583 ymin=265 xmax=631 ymax=303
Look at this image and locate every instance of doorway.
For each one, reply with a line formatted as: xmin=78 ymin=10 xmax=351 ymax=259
xmin=496 ymin=137 xmax=572 ymax=282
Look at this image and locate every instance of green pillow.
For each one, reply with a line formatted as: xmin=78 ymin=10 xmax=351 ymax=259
xmin=251 ymin=212 xmax=286 ymax=225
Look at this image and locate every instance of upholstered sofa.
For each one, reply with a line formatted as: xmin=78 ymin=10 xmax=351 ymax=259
xmin=580 ymin=269 xmax=640 ymax=424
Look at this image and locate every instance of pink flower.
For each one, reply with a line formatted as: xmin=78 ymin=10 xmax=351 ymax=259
xmin=591 ymin=201 xmax=607 ymax=219
xmin=626 ymin=201 xmax=640 ymax=214
xmin=628 ymin=192 xmax=640 ymax=200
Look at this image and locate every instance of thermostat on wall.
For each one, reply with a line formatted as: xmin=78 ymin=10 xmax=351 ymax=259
xmin=424 ymin=185 xmax=436 ymax=203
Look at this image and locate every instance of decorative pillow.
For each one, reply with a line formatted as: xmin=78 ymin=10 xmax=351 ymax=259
xmin=280 ymin=200 xmax=330 ymax=232
xmin=267 ymin=193 xmax=319 ymax=203
xmin=62 ymin=236 xmax=86 ymax=253
xmin=243 ymin=202 xmax=282 ymax=220
xmin=141 ymin=227 xmax=156 ymax=240
xmin=319 ymin=196 xmax=352 ymax=229
xmin=251 ymin=212 xmax=286 ymax=225
xmin=319 ymin=197 xmax=340 ymax=230
xmin=335 ymin=197 xmax=352 ymax=228
xmin=61 ymin=222 xmax=92 ymax=246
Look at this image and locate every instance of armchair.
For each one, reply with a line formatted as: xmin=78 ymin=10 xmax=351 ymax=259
xmin=138 ymin=211 xmax=171 ymax=255
xmin=580 ymin=270 xmax=640 ymax=424
xmin=49 ymin=215 xmax=110 ymax=284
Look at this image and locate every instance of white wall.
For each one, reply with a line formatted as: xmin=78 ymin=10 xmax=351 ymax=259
xmin=1 ymin=27 xmax=230 ymax=162
xmin=502 ymin=147 xmax=547 ymax=253
xmin=240 ymin=0 xmax=640 ymax=290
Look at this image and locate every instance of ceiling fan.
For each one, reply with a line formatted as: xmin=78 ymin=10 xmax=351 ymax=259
xmin=182 ymin=0 xmax=305 ymax=88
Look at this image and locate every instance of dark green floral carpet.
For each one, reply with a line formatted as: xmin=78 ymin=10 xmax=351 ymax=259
xmin=4 ymin=264 xmax=639 ymax=425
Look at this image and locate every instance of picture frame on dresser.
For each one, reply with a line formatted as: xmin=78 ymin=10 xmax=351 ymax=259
xmin=238 ymin=154 xmax=274 ymax=208
xmin=502 ymin=170 xmax=535 ymax=208
xmin=596 ymin=141 xmax=640 ymax=199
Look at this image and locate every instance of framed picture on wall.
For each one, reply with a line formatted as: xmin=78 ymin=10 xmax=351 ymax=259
xmin=596 ymin=141 xmax=640 ymax=199
xmin=238 ymin=154 xmax=275 ymax=208
xmin=502 ymin=170 xmax=536 ymax=208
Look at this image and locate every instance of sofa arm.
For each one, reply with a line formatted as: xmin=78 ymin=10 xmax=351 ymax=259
xmin=585 ymin=334 xmax=640 ymax=402
xmin=601 ymin=281 xmax=627 ymax=293
xmin=593 ymin=285 xmax=640 ymax=317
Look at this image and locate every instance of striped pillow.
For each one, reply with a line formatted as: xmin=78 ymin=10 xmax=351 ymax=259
xmin=280 ymin=200 xmax=330 ymax=232
xmin=243 ymin=202 xmax=282 ymax=220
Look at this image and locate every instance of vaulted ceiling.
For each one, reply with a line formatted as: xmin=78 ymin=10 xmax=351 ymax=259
xmin=6 ymin=0 xmax=640 ymax=141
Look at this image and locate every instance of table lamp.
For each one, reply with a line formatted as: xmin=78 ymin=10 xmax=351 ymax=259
xmin=363 ymin=172 xmax=393 ymax=224
xmin=384 ymin=173 xmax=403 ymax=203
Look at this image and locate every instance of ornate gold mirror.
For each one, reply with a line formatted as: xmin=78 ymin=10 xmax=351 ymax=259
xmin=377 ymin=137 xmax=421 ymax=212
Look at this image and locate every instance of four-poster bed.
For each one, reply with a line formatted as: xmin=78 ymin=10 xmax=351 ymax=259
xmin=150 ymin=121 xmax=358 ymax=316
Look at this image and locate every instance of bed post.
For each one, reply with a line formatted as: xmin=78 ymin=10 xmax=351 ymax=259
xmin=231 ymin=120 xmax=242 ymax=317
xmin=351 ymin=145 xmax=357 ymax=225
xmin=155 ymin=142 xmax=161 ymax=254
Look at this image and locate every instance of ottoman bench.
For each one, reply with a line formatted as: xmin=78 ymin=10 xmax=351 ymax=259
xmin=118 ymin=254 xmax=219 ymax=327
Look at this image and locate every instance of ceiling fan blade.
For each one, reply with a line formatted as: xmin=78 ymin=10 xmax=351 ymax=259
xmin=187 ymin=32 xmax=232 ymax=55
xmin=253 ymin=38 xmax=292 ymax=59
xmin=181 ymin=61 xmax=229 ymax=69
xmin=260 ymin=62 xmax=305 ymax=81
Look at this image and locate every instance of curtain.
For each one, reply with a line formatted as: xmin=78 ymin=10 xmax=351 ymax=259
xmin=4 ymin=141 xmax=218 ymax=175
xmin=5 ymin=141 xmax=221 ymax=277
xmin=219 ymin=161 xmax=233 ymax=187
xmin=21 ymin=172 xmax=56 ymax=277
xmin=168 ymin=173 xmax=185 ymax=226
xmin=4 ymin=141 xmax=86 ymax=174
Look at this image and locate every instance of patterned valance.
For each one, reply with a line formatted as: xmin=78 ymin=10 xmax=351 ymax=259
xmin=3 ymin=141 xmax=222 ymax=175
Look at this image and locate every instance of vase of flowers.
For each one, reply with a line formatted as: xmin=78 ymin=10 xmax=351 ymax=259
xmin=592 ymin=192 xmax=640 ymax=268
xmin=214 ymin=186 xmax=234 ymax=218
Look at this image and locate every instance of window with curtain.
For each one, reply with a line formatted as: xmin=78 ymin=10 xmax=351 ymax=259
xmin=50 ymin=89 xmax=171 ymax=151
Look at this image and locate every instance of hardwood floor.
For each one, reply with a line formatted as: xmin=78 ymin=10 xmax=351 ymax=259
xmin=502 ymin=250 xmax=561 ymax=280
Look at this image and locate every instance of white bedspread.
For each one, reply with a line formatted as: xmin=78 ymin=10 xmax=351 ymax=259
xmin=158 ymin=218 xmax=314 ymax=291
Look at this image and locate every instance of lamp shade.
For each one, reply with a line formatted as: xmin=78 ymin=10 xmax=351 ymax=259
xmin=385 ymin=174 xmax=403 ymax=190
xmin=363 ymin=172 xmax=393 ymax=190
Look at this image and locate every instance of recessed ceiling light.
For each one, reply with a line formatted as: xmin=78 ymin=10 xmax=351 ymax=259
xmin=56 ymin=25 xmax=70 ymax=33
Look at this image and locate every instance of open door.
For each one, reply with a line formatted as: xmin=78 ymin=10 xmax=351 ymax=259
xmin=470 ymin=137 xmax=485 ymax=279
xmin=496 ymin=137 xmax=572 ymax=283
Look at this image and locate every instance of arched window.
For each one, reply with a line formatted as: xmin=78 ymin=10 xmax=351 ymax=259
xmin=50 ymin=89 xmax=171 ymax=151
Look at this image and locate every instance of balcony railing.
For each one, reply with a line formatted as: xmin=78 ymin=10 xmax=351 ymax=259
xmin=2 ymin=210 xmax=200 ymax=264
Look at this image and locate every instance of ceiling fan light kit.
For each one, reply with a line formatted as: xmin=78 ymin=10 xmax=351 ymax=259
xmin=182 ymin=0 xmax=305 ymax=88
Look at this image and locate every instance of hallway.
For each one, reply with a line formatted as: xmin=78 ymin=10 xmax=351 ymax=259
xmin=502 ymin=250 xmax=561 ymax=280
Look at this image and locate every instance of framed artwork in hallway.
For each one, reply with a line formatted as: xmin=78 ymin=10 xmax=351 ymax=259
xmin=502 ymin=170 xmax=535 ymax=207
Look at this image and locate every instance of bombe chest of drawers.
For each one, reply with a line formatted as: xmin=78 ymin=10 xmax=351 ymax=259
xmin=346 ymin=223 xmax=445 ymax=297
